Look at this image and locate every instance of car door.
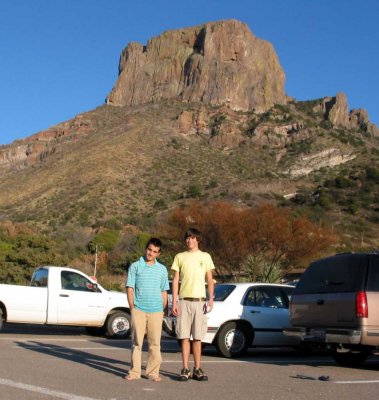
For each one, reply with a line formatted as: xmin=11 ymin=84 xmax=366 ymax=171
xmin=55 ymin=271 xmax=108 ymax=325
xmin=242 ymin=285 xmax=297 ymax=346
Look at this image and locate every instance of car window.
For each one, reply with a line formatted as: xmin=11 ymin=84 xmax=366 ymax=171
xmin=295 ymin=254 xmax=367 ymax=294
xmin=280 ymin=286 xmax=294 ymax=304
xmin=213 ymin=284 xmax=236 ymax=301
xmin=31 ymin=268 xmax=48 ymax=287
xmin=243 ymin=286 xmax=286 ymax=308
xmin=61 ymin=271 xmax=100 ymax=292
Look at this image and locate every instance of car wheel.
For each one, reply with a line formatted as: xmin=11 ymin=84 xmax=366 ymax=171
xmin=0 ymin=309 xmax=3 ymax=331
xmin=216 ymin=321 xmax=251 ymax=358
xmin=331 ymin=347 xmax=371 ymax=367
xmin=105 ymin=311 xmax=131 ymax=339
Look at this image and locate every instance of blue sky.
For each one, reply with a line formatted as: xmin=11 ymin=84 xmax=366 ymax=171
xmin=1 ymin=0 xmax=378 ymax=145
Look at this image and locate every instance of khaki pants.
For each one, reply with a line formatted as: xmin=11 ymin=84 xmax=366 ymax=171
xmin=128 ymin=308 xmax=164 ymax=379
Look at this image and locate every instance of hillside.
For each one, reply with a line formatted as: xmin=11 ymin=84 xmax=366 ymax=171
xmin=0 ymin=96 xmax=378 ymax=248
xmin=0 ymin=19 xmax=378 ymax=266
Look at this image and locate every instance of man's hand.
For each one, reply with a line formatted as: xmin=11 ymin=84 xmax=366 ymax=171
xmin=204 ymin=299 xmax=213 ymax=313
xmin=172 ymin=302 xmax=180 ymax=317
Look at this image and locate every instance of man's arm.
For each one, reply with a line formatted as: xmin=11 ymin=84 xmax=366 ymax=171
xmin=161 ymin=290 xmax=168 ymax=310
xmin=126 ymin=287 xmax=135 ymax=310
xmin=206 ymin=270 xmax=214 ymax=313
xmin=171 ymin=270 xmax=180 ymax=316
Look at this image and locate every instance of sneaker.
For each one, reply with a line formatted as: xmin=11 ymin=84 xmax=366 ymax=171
xmin=179 ymin=368 xmax=191 ymax=381
xmin=192 ymin=368 xmax=208 ymax=381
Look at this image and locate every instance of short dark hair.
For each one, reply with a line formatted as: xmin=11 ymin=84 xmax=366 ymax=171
xmin=184 ymin=228 xmax=201 ymax=242
xmin=146 ymin=237 xmax=162 ymax=250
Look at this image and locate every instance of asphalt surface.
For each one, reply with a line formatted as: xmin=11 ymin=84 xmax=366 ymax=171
xmin=1 ymin=324 xmax=379 ymax=400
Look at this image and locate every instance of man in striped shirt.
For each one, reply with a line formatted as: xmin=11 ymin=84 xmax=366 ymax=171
xmin=125 ymin=238 xmax=170 ymax=382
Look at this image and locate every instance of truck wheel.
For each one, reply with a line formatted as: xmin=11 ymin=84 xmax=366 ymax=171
xmin=105 ymin=311 xmax=131 ymax=339
xmin=216 ymin=321 xmax=251 ymax=358
xmin=332 ymin=348 xmax=371 ymax=367
xmin=0 ymin=309 xmax=3 ymax=331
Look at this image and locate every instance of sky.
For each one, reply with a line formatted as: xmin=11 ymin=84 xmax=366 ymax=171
xmin=1 ymin=0 xmax=378 ymax=145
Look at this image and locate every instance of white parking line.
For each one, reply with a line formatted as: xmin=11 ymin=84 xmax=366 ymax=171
xmin=335 ymin=380 xmax=379 ymax=384
xmin=0 ymin=338 xmax=90 ymax=341
xmin=0 ymin=378 xmax=101 ymax=400
xmin=13 ymin=346 xmax=126 ymax=350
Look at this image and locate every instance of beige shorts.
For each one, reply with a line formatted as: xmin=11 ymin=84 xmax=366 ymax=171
xmin=175 ymin=299 xmax=207 ymax=340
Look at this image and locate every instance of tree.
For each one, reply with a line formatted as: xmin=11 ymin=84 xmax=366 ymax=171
xmin=0 ymin=228 xmax=69 ymax=284
xmin=161 ymin=200 xmax=337 ymax=280
xmin=88 ymin=229 xmax=120 ymax=253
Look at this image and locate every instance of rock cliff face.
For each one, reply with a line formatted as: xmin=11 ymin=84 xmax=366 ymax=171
xmin=106 ymin=19 xmax=287 ymax=112
xmin=0 ymin=114 xmax=92 ymax=171
xmin=1 ymin=20 xmax=378 ymax=177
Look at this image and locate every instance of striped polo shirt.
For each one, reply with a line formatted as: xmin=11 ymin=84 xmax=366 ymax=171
xmin=126 ymin=256 xmax=169 ymax=312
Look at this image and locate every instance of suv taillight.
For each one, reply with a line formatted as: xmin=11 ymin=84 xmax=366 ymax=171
xmin=356 ymin=291 xmax=368 ymax=318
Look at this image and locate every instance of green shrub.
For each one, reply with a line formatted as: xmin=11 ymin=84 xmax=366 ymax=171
xmin=103 ymin=218 xmax=123 ymax=230
xmin=366 ymin=167 xmax=379 ymax=183
xmin=187 ymin=185 xmax=202 ymax=198
xmin=153 ymin=199 xmax=168 ymax=209
xmin=315 ymin=190 xmax=331 ymax=209
xmin=320 ymin=120 xmax=333 ymax=129
xmin=88 ymin=229 xmax=120 ymax=252
xmin=346 ymin=201 xmax=359 ymax=215
xmin=207 ymin=178 xmax=218 ymax=189
xmin=335 ymin=176 xmax=352 ymax=189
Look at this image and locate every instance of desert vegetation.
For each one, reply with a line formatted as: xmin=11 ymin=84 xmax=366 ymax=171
xmin=0 ymin=201 xmax=338 ymax=287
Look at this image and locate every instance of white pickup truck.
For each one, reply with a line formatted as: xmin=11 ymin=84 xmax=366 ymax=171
xmin=0 ymin=266 xmax=131 ymax=338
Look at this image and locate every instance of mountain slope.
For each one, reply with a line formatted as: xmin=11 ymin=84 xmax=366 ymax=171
xmin=0 ymin=19 xmax=378 ymax=250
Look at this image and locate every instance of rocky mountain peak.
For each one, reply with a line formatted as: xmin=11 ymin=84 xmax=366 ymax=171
xmin=106 ymin=19 xmax=287 ymax=112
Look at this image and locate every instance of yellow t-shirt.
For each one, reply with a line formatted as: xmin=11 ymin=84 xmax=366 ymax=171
xmin=171 ymin=250 xmax=215 ymax=298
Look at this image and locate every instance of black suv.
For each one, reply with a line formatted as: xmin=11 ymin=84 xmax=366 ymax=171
xmin=284 ymin=252 xmax=379 ymax=366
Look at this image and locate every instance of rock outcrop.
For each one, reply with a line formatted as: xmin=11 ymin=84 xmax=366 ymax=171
xmin=284 ymin=148 xmax=356 ymax=177
xmin=325 ymin=93 xmax=350 ymax=128
xmin=315 ymin=93 xmax=378 ymax=136
xmin=0 ymin=114 xmax=92 ymax=171
xmin=349 ymin=108 xmax=379 ymax=136
xmin=106 ymin=19 xmax=287 ymax=113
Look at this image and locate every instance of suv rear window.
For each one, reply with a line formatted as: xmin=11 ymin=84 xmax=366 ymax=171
xmin=367 ymin=255 xmax=379 ymax=291
xmin=295 ymin=254 xmax=367 ymax=294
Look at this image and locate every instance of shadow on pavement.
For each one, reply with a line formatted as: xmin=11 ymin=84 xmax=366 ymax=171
xmin=15 ymin=340 xmax=128 ymax=377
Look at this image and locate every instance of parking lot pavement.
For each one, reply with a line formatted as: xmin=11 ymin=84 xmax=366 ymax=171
xmin=1 ymin=325 xmax=379 ymax=400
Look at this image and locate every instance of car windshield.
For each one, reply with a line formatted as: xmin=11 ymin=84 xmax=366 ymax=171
xmin=212 ymin=284 xmax=236 ymax=301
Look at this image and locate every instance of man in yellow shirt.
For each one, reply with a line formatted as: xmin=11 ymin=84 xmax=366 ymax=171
xmin=171 ymin=228 xmax=215 ymax=381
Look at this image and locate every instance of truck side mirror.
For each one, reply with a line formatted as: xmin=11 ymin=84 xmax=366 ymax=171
xmin=86 ymin=282 xmax=98 ymax=292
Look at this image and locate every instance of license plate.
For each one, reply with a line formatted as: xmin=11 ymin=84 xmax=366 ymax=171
xmin=310 ymin=329 xmax=325 ymax=339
